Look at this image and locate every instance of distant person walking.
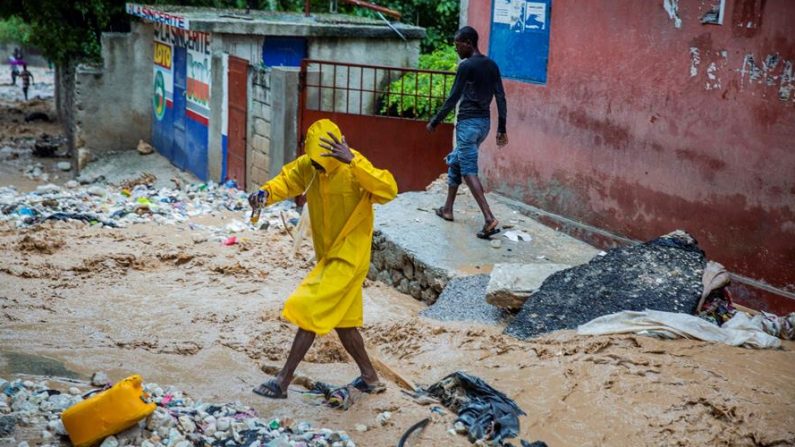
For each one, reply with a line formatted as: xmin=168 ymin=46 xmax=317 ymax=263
xmin=9 ymin=48 xmax=23 ymax=85
xmin=19 ymin=65 xmax=34 ymax=101
xmin=426 ymin=26 xmax=508 ymax=239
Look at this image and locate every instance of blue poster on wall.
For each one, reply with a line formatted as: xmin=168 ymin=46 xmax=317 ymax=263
xmin=488 ymin=0 xmax=551 ymax=84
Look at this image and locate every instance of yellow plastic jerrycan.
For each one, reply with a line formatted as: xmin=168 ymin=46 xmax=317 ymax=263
xmin=61 ymin=374 xmax=156 ymax=447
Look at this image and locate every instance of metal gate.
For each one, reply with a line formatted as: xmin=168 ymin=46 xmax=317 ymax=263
xmin=298 ymin=59 xmax=456 ymax=191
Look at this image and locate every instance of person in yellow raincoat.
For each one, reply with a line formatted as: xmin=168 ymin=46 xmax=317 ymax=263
xmin=250 ymin=119 xmax=398 ymax=399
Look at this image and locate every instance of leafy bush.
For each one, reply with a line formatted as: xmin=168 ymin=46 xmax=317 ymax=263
xmin=380 ymin=44 xmax=458 ymax=121
xmin=0 ymin=16 xmax=32 ymax=45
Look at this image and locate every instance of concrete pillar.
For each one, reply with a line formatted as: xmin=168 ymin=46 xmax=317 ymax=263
xmin=459 ymin=0 xmax=469 ymax=27
xmin=269 ymin=67 xmax=300 ymax=178
xmin=208 ymin=35 xmax=226 ymax=183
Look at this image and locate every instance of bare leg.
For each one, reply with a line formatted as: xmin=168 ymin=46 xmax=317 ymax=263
xmin=463 ymin=175 xmax=497 ymax=227
xmin=438 ymin=185 xmax=458 ymax=220
xmin=335 ymin=327 xmax=379 ymax=384
xmin=274 ymin=328 xmax=316 ymax=391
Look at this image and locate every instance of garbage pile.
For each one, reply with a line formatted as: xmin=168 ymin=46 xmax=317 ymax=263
xmin=0 ymin=181 xmax=300 ymax=239
xmin=506 ymin=231 xmax=705 ymax=339
xmin=414 ymin=372 xmax=546 ymax=447
xmin=0 ymin=377 xmax=355 ymax=447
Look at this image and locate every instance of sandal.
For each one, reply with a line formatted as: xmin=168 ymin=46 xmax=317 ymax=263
xmin=434 ymin=207 xmax=454 ymax=222
xmin=476 ymin=221 xmax=500 ymax=240
xmin=350 ymin=376 xmax=386 ymax=394
xmin=252 ymin=379 xmax=287 ymax=399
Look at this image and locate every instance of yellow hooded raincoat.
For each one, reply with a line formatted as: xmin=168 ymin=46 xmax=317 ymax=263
xmin=260 ymin=119 xmax=398 ymax=335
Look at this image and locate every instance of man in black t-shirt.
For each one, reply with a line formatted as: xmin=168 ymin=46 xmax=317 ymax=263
xmin=427 ymin=26 xmax=508 ymax=239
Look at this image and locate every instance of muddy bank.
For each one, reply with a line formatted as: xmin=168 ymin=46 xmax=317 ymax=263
xmin=1 ymin=213 xmax=794 ymax=446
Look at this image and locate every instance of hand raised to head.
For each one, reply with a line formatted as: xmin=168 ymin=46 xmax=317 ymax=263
xmin=319 ymin=131 xmax=354 ymax=164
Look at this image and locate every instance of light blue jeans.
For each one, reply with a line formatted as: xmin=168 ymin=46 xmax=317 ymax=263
xmin=446 ymin=117 xmax=490 ymax=186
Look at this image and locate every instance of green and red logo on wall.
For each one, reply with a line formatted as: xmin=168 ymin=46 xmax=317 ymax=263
xmin=153 ymin=70 xmax=167 ymax=120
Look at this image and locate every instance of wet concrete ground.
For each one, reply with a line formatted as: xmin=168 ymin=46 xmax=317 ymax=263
xmin=375 ymin=180 xmax=600 ymax=278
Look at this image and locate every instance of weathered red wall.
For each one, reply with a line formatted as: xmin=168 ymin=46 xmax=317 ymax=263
xmin=469 ymin=0 xmax=795 ymax=311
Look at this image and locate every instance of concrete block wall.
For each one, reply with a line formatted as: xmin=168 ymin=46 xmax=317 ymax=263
xmin=67 ymin=22 xmax=153 ymax=158
xmin=246 ymin=66 xmax=272 ymax=192
xmin=269 ymin=67 xmax=300 ymax=180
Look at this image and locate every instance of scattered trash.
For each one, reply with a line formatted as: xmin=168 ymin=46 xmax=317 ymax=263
xmin=24 ymin=111 xmax=50 ymax=123
xmin=62 ymin=375 xmax=156 ymax=446
xmin=91 ymin=372 xmax=110 ymax=387
xmin=376 ymin=411 xmax=392 ymax=426
xmin=0 ymin=182 xmax=299 ymax=243
xmin=577 ymin=309 xmax=782 ymax=349
xmin=223 ymin=236 xmax=238 ymax=246
xmin=418 ymin=371 xmax=544 ymax=446
xmin=23 ymin=163 xmax=49 ymax=182
xmin=56 ymin=161 xmax=72 ymax=172
xmin=506 ymin=231 xmax=705 ymax=339
xmin=490 ymin=239 xmax=502 ymax=249
xmin=136 ymin=140 xmax=155 ymax=155
xmin=354 ymin=424 xmax=368 ymax=432
xmin=503 ymin=230 xmax=532 ymax=242
xmin=32 ymin=134 xmax=62 ymax=157
xmin=1 ymin=377 xmax=355 ymax=447
xmin=397 ymin=417 xmax=430 ymax=447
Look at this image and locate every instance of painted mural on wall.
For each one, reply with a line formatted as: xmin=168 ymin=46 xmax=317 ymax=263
xmin=153 ymin=23 xmax=212 ymax=124
xmin=186 ymin=33 xmax=211 ymax=124
xmin=153 ymin=26 xmax=173 ymax=121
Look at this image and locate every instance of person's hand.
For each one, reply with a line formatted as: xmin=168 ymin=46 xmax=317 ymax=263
xmin=426 ymin=122 xmax=435 ymax=133
xmin=496 ymin=132 xmax=508 ymax=147
xmin=319 ymin=131 xmax=354 ymax=164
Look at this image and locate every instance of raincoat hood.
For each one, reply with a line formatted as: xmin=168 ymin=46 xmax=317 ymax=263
xmin=305 ymin=119 xmax=343 ymax=173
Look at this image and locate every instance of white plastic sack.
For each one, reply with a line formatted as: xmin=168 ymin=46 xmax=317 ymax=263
xmin=577 ymin=309 xmax=781 ymax=349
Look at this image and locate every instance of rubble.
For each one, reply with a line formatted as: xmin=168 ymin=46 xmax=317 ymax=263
xmin=0 ymin=377 xmax=355 ymax=447
xmin=485 ymin=263 xmax=571 ymax=310
xmin=506 ymin=231 xmax=705 ymax=339
xmin=137 ymin=140 xmax=155 ymax=156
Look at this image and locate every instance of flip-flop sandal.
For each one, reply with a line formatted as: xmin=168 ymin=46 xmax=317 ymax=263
xmin=476 ymin=222 xmax=500 ymax=240
xmin=434 ymin=207 xmax=454 ymax=222
xmin=252 ymin=379 xmax=287 ymax=399
xmin=350 ymin=376 xmax=387 ymax=394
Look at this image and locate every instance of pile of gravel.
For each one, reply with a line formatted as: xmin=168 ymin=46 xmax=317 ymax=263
xmin=505 ymin=231 xmax=706 ymax=339
xmin=421 ymin=275 xmax=509 ymax=324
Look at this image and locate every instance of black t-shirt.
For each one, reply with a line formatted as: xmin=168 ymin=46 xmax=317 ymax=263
xmin=430 ymin=54 xmax=507 ymax=133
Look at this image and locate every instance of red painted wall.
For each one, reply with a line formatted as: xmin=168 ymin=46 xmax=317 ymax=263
xmin=468 ymin=0 xmax=795 ymax=311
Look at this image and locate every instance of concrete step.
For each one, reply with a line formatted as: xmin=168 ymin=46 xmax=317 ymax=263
xmin=370 ymin=182 xmax=600 ymax=303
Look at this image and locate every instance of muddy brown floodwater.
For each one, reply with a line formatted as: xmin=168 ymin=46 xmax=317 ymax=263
xmin=2 ymin=212 xmax=794 ymax=447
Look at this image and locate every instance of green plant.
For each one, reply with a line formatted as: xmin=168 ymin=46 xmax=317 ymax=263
xmin=0 ymin=16 xmax=32 ymax=45
xmin=380 ymin=44 xmax=458 ymax=121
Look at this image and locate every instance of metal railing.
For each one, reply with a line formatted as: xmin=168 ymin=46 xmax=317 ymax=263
xmin=299 ymin=59 xmax=456 ymax=122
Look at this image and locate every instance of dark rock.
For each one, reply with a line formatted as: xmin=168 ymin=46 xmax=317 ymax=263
xmin=25 ymin=112 xmax=51 ymax=123
xmin=505 ymin=231 xmax=706 ymax=339
xmin=0 ymin=415 xmax=16 ymax=437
